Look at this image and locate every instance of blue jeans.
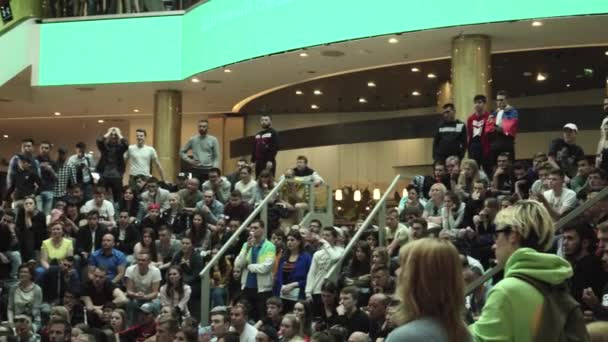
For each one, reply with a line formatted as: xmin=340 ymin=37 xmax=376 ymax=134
xmin=8 ymin=251 xmax=21 ymax=283
xmin=37 ymin=191 xmax=55 ymax=216
xmin=80 ymin=183 xmax=94 ymax=202
xmin=210 ymin=287 xmax=227 ymax=308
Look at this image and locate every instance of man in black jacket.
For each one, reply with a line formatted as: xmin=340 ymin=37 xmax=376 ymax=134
xmin=96 ymin=127 xmax=129 ymax=203
xmin=432 ymin=103 xmax=467 ymax=163
xmin=562 ymin=223 xmax=606 ymax=310
xmin=75 ymin=210 xmax=109 ymax=276
xmin=251 ymin=115 xmax=279 ymax=177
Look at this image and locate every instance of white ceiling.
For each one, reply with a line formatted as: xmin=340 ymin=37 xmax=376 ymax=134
xmin=1 ymin=14 xmax=608 ymax=120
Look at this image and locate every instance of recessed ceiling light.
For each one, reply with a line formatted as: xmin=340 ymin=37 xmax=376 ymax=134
xmin=2 ymin=134 xmax=8 ymax=138
xmin=299 ymin=52 xmax=309 ymax=57
xmin=310 ymin=104 xmax=319 ymax=109
xmin=536 ymin=73 xmax=547 ymax=81
xmin=313 ymin=90 xmax=323 ymax=95
xmin=388 ymin=38 xmax=399 ymax=44
xmin=523 ymin=71 xmax=533 ymax=77
xmin=411 ymin=67 xmax=420 ymax=72
xmin=427 ymin=73 xmax=436 ymax=79
xmin=224 ymin=69 xmax=231 ymax=73
xmin=191 ymin=78 xmax=200 ymax=83
xmin=412 ymin=91 xmax=421 ymax=96
xmin=133 ymin=109 xmax=140 ymax=113
xmin=295 ymin=90 xmax=303 ymax=95
xmin=566 ymin=84 xmax=571 ymax=88
xmin=532 ymin=21 xmax=543 ymax=27
xmin=605 ymin=50 xmax=608 ymax=56
xmin=367 ymin=81 xmax=376 ymax=88
xmin=358 ymin=97 xmax=367 ymax=103
xmin=53 ymin=112 xmax=61 ymax=116
xmin=97 ymin=119 xmax=105 ymax=123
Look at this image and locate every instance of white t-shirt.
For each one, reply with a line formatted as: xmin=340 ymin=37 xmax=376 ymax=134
xmin=125 ymin=264 xmax=162 ymax=293
xmin=126 ymin=144 xmax=158 ymax=177
xmin=543 ymin=188 xmax=577 ymax=214
xmin=235 ymin=180 xmax=257 ymax=205
xmin=229 ymin=324 xmax=257 ymax=342
xmin=81 ymin=199 xmax=115 ymax=220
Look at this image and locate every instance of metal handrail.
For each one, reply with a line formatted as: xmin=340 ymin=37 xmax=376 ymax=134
xmin=464 ymin=184 xmax=608 ymax=296
xmin=324 ymin=175 xmax=402 ymax=282
xmin=298 ymin=183 xmax=332 ymax=227
xmin=198 ymin=177 xmax=286 ymax=322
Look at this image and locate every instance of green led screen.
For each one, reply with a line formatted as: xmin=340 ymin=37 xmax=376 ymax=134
xmin=38 ymin=0 xmax=608 ymax=86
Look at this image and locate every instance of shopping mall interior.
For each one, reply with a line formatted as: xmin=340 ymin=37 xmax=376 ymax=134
xmin=1 ymin=1 xmax=608 ymax=341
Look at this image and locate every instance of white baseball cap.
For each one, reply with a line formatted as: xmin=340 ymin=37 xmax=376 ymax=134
xmin=563 ymin=123 xmax=578 ymax=132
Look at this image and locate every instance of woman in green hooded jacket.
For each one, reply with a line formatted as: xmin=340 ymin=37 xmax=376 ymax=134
xmin=469 ymin=200 xmax=588 ymax=341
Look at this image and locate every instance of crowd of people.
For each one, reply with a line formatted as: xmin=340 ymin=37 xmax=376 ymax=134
xmin=0 ymin=94 xmax=608 ymax=342
xmin=45 ymin=0 xmax=203 ymax=18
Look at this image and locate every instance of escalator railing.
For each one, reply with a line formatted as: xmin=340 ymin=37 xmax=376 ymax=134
xmin=298 ymin=183 xmax=333 ymax=229
xmin=465 ymin=185 xmax=608 ymax=295
xmin=324 ymin=175 xmax=402 ymax=283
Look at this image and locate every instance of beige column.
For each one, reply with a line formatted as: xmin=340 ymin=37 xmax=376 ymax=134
xmin=436 ymin=81 xmax=453 ymax=112
xmin=153 ymin=90 xmax=182 ymax=183
xmin=451 ymin=35 xmax=491 ymax=122
xmin=222 ymin=116 xmax=245 ymax=172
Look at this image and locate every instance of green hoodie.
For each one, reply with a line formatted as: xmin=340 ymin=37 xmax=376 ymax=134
xmin=470 ymin=247 xmax=573 ymax=342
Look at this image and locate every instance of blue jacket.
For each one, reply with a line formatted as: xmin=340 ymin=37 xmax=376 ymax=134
xmin=273 ymin=252 xmax=312 ymax=299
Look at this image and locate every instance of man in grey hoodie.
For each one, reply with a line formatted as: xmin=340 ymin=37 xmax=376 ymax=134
xmin=180 ymin=119 xmax=221 ymax=184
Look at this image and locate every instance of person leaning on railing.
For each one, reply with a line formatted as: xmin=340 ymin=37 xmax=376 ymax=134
xmin=469 ymin=200 xmax=589 ymax=341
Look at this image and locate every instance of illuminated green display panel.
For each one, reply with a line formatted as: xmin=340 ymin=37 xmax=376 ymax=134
xmin=38 ymin=0 xmax=608 ymax=86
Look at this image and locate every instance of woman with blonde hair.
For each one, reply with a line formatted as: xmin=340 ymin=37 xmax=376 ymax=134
xmin=423 ymin=183 xmax=447 ymax=228
xmin=387 ymin=238 xmax=469 ymax=342
xmin=456 ymin=159 xmax=482 ymax=199
xmin=470 ymin=200 xmax=588 ymax=341
xmin=280 ymin=314 xmax=304 ymax=342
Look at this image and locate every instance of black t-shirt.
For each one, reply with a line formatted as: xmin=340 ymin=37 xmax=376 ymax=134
xmin=260 ymin=317 xmax=281 ymax=332
xmin=569 ymin=254 xmax=606 ymax=310
xmin=344 ymin=309 xmax=370 ymax=335
xmin=83 ymin=280 xmax=116 ymax=306
xmin=549 ymin=138 xmax=585 ymax=178
xmin=282 ymin=260 xmax=296 ymax=283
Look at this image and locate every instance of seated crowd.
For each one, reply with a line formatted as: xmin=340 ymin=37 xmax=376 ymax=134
xmin=0 ymin=96 xmax=608 ymax=342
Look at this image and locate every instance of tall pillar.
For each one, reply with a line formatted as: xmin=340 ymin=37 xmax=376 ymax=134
xmin=436 ymin=81 xmax=453 ymax=113
xmin=222 ymin=116 xmax=245 ymax=172
xmin=452 ymin=35 xmax=491 ymax=122
xmin=153 ymin=90 xmax=182 ymax=183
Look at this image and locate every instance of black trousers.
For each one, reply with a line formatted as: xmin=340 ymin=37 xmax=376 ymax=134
xmin=191 ymin=168 xmax=210 ymax=185
xmin=255 ymin=159 xmax=276 ymax=178
xmin=242 ymin=288 xmax=271 ymax=322
xmin=100 ymin=176 xmax=123 ymax=203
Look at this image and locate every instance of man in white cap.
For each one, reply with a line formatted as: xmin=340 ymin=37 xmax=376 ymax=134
xmin=548 ymin=123 xmax=585 ymax=178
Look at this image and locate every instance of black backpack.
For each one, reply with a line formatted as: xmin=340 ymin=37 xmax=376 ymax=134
xmin=512 ymin=274 xmax=590 ymax=342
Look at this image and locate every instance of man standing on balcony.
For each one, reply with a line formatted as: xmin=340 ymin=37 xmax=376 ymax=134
xmin=486 ymin=90 xmax=519 ymax=165
xmin=181 ymin=119 xmax=221 ymax=184
xmin=466 ymin=95 xmax=491 ymax=170
xmin=251 ymin=115 xmax=279 ymax=178
xmin=96 ymin=127 xmax=129 ymax=203
xmin=125 ymin=128 xmax=166 ymax=186
xmin=432 ymin=103 xmax=467 ymax=163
